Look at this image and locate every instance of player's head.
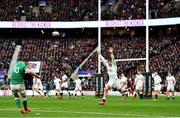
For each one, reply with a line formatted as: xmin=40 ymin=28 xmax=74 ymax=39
xmin=23 ymin=58 xmax=29 ymax=65
xmin=168 ymin=72 xmax=171 ymax=76
xmin=107 ymin=60 xmax=112 ymax=66
xmin=137 ymin=70 xmax=141 ymax=75
xmin=121 ymin=73 xmax=125 ymax=77
xmin=154 ymin=72 xmax=158 ymax=76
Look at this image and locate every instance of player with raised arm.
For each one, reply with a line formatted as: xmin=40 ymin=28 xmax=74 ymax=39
xmin=73 ymin=76 xmax=84 ymax=99
xmin=133 ymin=70 xmax=145 ymax=99
xmin=60 ymin=73 xmax=71 ymax=99
xmin=10 ymin=58 xmax=40 ymax=114
xmin=54 ymin=75 xmax=61 ymax=99
xmin=98 ymin=47 xmax=121 ymax=105
xmin=165 ymin=72 xmax=176 ymax=100
xmin=152 ymin=72 xmax=162 ymax=101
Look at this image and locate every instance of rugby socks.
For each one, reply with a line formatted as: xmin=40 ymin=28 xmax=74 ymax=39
xmin=172 ymin=96 xmax=174 ymax=100
xmin=75 ymin=94 xmax=77 ymax=97
xmin=15 ymin=98 xmax=21 ymax=109
xmin=60 ymin=93 xmax=63 ymax=97
xmin=133 ymin=93 xmax=137 ymax=99
xmin=68 ymin=91 xmax=71 ymax=96
xmin=155 ymin=94 xmax=158 ymax=99
xmin=81 ymin=93 xmax=84 ymax=96
xmin=139 ymin=94 xmax=143 ymax=99
xmin=22 ymin=98 xmax=27 ymax=111
xmin=102 ymin=97 xmax=106 ymax=102
xmin=55 ymin=93 xmax=58 ymax=96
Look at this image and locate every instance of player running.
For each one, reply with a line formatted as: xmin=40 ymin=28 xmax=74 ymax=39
xmin=54 ymin=75 xmax=61 ymax=98
xmin=119 ymin=73 xmax=128 ymax=99
xmin=152 ymin=72 xmax=162 ymax=100
xmin=10 ymin=58 xmax=40 ymax=114
xmin=133 ymin=70 xmax=145 ymax=99
xmin=98 ymin=47 xmax=121 ymax=105
xmin=60 ymin=73 xmax=71 ymax=99
xmin=165 ymin=72 xmax=176 ymax=100
xmin=73 ymin=76 xmax=84 ymax=98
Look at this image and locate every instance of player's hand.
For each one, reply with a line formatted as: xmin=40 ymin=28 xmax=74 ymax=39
xmin=97 ymin=49 xmax=100 ymax=54
xmin=109 ymin=47 xmax=113 ymax=53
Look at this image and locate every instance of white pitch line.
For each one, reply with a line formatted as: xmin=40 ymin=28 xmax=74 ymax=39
xmin=0 ymin=108 xmax=179 ymax=118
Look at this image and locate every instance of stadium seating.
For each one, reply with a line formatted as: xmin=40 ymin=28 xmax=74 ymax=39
xmin=101 ymin=0 xmax=146 ymax=20
xmin=0 ymin=0 xmax=98 ymax=21
xmin=18 ymin=37 xmax=97 ymax=83
xmin=0 ymin=38 xmax=16 ymax=71
xmin=149 ymin=0 xmax=180 ymax=18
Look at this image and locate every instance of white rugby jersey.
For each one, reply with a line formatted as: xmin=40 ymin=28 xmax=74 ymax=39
xmin=166 ymin=76 xmax=175 ymax=86
xmin=74 ymin=79 xmax=82 ymax=87
xmin=135 ymin=74 xmax=144 ymax=86
xmin=154 ymin=75 xmax=161 ymax=85
xmin=100 ymin=54 xmax=118 ymax=81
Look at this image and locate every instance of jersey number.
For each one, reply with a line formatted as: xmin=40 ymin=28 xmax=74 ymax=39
xmin=13 ymin=67 xmax=19 ymax=73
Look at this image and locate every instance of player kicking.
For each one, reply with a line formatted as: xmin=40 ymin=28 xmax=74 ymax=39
xmin=73 ymin=76 xmax=84 ymax=99
xmin=98 ymin=47 xmax=122 ymax=105
xmin=165 ymin=72 xmax=176 ymax=100
xmin=60 ymin=73 xmax=71 ymax=99
xmin=133 ymin=70 xmax=145 ymax=99
xmin=152 ymin=72 xmax=162 ymax=100
xmin=54 ymin=75 xmax=61 ymax=98
xmin=10 ymin=58 xmax=40 ymax=114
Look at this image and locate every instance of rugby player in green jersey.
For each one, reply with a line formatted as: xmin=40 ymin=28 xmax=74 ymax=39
xmin=10 ymin=58 xmax=40 ymax=114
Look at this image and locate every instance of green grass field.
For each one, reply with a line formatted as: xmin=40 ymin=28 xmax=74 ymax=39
xmin=0 ymin=96 xmax=180 ymax=117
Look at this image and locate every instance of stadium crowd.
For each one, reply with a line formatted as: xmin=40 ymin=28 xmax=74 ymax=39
xmin=0 ymin=38 xmax=15 ymax=72
xmin=0 ymin=0 xmax=98 ymax=21
xmin=0 ymin=26 xmax=179 ymax=91
xmin=101 ymin=0 xmax=146 ymax=20
xmin=150 ymin=0 xmax=180 ymax=18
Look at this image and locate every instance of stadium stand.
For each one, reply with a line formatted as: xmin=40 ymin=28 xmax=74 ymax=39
xmin=101 ymin=0 xmax=146 ymax=20
xmin=149 ymin=0 xmax=180 ymax=19
xmin=0 ymin=0 xmax=98 ymax=21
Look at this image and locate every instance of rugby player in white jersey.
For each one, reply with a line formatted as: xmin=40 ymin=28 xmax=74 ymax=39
xmin=60 ymin=73 xmax=71 ymax=99
xmin=165 ymin=72 xmax=176 ymax=100
xmin=73 ymin=76 xmax=84 ymax=98
xmin=34 ymin=77 xmax=44 ymax=96
xmin=133 ymin=70 xmax=145 ymax=99
xmin=152 ymin=72 xmax=162 ymax=100
xmin=53 ymin=75 xmax=61 ymax=98
xmin=98 ymin=47 xmax=121 ymax=105
xmin=32 ymin=76 xmax=37 ymax=97
xmin=119 ymin=73 xmax=128 ymax=99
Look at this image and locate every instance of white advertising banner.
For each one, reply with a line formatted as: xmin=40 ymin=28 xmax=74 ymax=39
xmin=28 ymin=61 xmax=41 ymax=73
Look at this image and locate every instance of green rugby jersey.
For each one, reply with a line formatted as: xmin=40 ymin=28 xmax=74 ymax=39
xmin=10 ymin=62 xmax=28 ymax=85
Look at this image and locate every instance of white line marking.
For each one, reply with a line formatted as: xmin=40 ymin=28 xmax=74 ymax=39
xmin=0 ymin=108 xmax=179 ymax=118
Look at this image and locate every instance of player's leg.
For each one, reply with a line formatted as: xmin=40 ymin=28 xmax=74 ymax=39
xmin=10 ymin=85 xmax=22 ymax=110
xmin=65 ymin=87 xmax=71 ymax=99
xmin=19 ymin=84 xmax=31 ymax=112
xmin=79 ymin=86 xmax=84 ymax=97
xmin=139 ymin=90 xmax=143 ymax=99
xmin=133 ymin=86 xmax=138 ymax=99
xmin=166 ymin=86 xmax=170 ymax=100
xmin=102 ymin=84 xmax=111 ymax=102
xmin=74 ymin=87 xmax=78 ymax=98
xmin=171 ymin=86 xmax=175 ymax=100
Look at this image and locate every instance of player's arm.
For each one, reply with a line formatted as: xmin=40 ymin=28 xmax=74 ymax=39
xmin=99 ymin=54 xmax=109 ymax=67
xmin=25 ymin=69 xmax=40 ymax=78
xmin=165 ymin=78 xmax=168 ymax=87
xmin=173 ymin=77 xmax=176 ymax=86
xmin=109 ymin=47 xmax=116 ymax=67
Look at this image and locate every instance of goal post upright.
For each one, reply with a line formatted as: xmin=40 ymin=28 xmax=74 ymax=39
xmin=146 ymin=0 xmax=149 ymax=73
